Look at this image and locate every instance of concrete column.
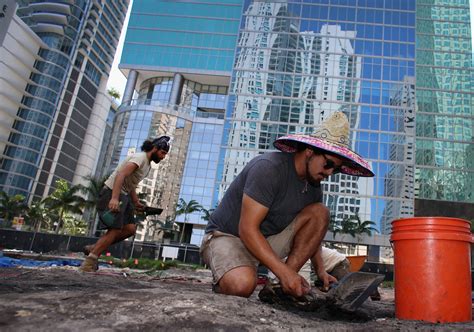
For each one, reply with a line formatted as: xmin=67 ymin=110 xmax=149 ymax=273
xmin=169 ymin=73 xmax=184 ymax=105
xmin=122 ymin=70 xmax=138 ymax=105
xmin=367 ymin=245 xmax=380 ymax=262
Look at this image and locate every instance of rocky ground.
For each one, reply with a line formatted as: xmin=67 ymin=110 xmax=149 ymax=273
xmin=0 ymin=262 xmax=473 ymax=331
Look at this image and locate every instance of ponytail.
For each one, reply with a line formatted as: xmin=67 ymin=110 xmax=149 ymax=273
xmin=141 ymin=140 xmax=154 ymax=152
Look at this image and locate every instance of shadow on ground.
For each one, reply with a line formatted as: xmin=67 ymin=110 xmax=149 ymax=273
xmin=0 ymin=266 xmax=472 ymax=331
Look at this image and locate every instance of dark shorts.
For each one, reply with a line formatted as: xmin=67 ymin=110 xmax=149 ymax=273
xmin=97 ymin=187 xmax=135 ymax=230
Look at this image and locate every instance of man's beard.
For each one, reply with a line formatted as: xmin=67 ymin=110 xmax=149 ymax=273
xmin=305 ymin=155 xmax=321 ymax=186
xmin=151 ymin=153 xmax=161 ymax=163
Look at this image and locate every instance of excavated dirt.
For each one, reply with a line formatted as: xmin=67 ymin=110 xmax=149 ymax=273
xmin=0 ymin=265 xmax=473 ymax=331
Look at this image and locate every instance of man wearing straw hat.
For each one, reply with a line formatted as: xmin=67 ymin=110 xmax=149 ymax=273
xmin=201 ymin=112 xmax=374 ymax=303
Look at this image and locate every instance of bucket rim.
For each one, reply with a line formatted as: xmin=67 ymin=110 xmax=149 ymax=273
xmin=390 ymin=231 xmax=473 ymax=242
xmin=391 ymin=217 xmax=471 ymax=225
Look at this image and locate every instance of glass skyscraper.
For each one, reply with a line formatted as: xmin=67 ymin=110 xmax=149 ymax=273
xmin=0 ymin=1 xmax=129 ymax=202
xmin=114 ymin=0 xmax=473 ymax=244
xmin=106 ymin=0 xmax=242 ymax=242
xmin=222 ymin=0 xmax=419 ymax=235
xmin=414 ymin=0 xmax=473 ymax=225
xmin=221 ymin=0 xmax=473 ymax=236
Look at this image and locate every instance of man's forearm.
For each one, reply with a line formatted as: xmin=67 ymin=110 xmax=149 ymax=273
xmin=129 ymin=190 xmax=139 ymax=205
xmin=311 ymin=245 xmax=325 ymax=275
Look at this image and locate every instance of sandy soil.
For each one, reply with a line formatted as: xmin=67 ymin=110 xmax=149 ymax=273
xmin=0 ymin=265 xmax=473 ymax=331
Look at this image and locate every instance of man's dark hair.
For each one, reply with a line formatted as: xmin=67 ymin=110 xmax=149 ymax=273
xmin=152 ymin=136 xmax=171 ymax=152
xmin=141 ymin=136 xmax=171 ymax=152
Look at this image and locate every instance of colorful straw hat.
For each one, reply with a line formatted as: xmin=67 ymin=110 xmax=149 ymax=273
xmin=273 ymin=112 xmax=374 ymax=177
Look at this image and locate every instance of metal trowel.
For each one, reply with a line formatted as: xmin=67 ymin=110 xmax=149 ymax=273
xmin=324 ymin=271 xmax=385 ymax=311
xmin=259 ymin=272 xmax=385 ymax=312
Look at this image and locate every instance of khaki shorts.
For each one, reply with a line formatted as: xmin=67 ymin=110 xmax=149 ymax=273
xmin=200 ymin=220 xmax=297 ymax=284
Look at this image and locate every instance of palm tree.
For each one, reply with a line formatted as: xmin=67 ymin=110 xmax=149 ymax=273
xmin=333 ymin=216 xmax=357 ymax=239
xmin=327 ymin=214 xmax=340 ymax=238
xmin=175 ymin=198 xmax=203 ymax=243
xmin=107 ymin=87 xmax=121 ymax=100
xmin=348 ymin=213 xmax=378 ymax=255
xmin=200 ymin=207 xmax=215 ymax=223
xmin=43 ymin=179 xmax=85 ymax=234
xmin=332 ymin=215 xmax=358 ymax=255
xmin=0 ymin=191 xmax=28 ymax=228
xmin=62 ymin=214 xmax=87 ymax=235
xmin=147 ymin=217 xmax=179 ymax=242
xmin=24 ymin=199 xmax=48 ymax=232
xmin=80 ymin=174 xmax=108 ymax=235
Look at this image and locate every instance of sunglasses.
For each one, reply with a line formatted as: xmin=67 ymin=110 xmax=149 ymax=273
xmin=322 ymin=154 xmax=342 ymax=174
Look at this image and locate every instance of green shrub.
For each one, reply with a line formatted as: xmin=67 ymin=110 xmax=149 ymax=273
xmin=100 ymin=257 xmax=179 ymax=270
xmin=381 ymin=280 xmax=394 ymax=288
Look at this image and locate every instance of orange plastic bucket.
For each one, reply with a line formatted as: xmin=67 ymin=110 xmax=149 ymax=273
xmin=346 ymin=255 xmax=367 ymax=272
xmin=391 ymin=217 xmax=472 ymax=323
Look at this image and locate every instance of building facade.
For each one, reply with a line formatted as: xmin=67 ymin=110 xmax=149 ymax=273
xmin=222 ymin=0 xmax=473 ymax=238
xmin=413 ymin=0 xmax=473 ymax=223
xmin=106 ymin=0 xmax=242 ymax=242
xmin=1 ymin=0 xmax=44 ymax=166
xmin=113 ymin=0 xmax=473 ymax=245
xmin=223 ymin=0 xmax=418 ymax=236
xmin=0 ymin=0 xmax=129 ymax=202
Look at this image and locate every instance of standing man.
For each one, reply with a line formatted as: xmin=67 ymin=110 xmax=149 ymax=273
xmin=80 ymin=136 xmax=171 ymax=272
xmin=200 ymin=112 xmax=374 ymax=302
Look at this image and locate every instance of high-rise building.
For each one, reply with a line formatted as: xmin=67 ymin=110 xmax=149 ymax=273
xmin=0 ymin=0 xmax=129 ymax=202
xmin=105 ymin=0 xmax=242 ymax=243
xmin=414 ymin=0 xmax=473 ymax=218
xmin=221 ymin=0 xmax=473 ymax=238
xmin=113 ymin=0 xmax=473 ymax=245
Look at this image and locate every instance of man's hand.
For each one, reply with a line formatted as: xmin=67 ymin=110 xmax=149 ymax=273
xmin=316 ymin=270 xmax=337 ymax=292
xmin=134 ymin=200 xmax=145 ymax=212
xmin=108 ymin=198 xmax=121 ymax=212
xmin=279 ymin=268 xmax=311 ymax=297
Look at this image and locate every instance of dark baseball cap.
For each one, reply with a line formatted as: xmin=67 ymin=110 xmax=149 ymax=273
xmin=152 ymin=136 xmax=171 ymax=152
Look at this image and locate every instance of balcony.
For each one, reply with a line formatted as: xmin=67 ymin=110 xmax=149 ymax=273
xmin=30 ymin=12 xmax=68 ymax=26
xmin=26 ymin=2 xmax=71 ymax=15
xmin=30 ymin=23 xmax=65 ymax=35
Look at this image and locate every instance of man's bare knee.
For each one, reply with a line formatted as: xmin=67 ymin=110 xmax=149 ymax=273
xmin=120 ymin=224 xmax=137 ymax=239
xmin=218 ymin=266 xmax=257 ymax=298
xmin=295 ymin=203 xmax=329 ymax=230
xmin=307 ymin=203 xmax=329 ymax=219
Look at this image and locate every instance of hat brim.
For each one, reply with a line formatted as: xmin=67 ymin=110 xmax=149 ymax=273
xmin=273 ymin=135 xmax=374 ymax=177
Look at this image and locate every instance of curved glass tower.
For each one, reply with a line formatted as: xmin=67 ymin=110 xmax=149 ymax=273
xmin=108 ymin=0 xmax=242 ymax=242
xmin=103 ymin=78 xmax=227 ymax=242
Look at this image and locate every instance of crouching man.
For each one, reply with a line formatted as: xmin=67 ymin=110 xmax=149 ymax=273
xmin=200 ymin=112 xmax=374 ymax=302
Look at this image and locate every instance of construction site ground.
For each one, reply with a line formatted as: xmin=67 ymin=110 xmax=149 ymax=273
xmin=0 ymin=255 xmax=473 ymax=331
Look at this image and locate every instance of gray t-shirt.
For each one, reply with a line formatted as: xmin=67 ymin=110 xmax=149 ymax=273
xmin=206 ymin=152 xmax=323 ymax=237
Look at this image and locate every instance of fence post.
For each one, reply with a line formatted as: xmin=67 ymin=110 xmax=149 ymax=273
xmin=129 ymin=236 xmax=136 ymax=259
xmin=183 ymin=245 xmax=187 ymax=264
xmin=156 ymin=243 xmax=161 ymax=260
xmin=29 ymin=231 xmax=37 ymax=252
xmin=66 ymin=235 xmax=71 ymax=252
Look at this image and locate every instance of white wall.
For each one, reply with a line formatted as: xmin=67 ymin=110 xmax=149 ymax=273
xmin=73 ymin=76 xmax=113 ymax=186
xmin=0 ymin=13 xmax=45 ymax=154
